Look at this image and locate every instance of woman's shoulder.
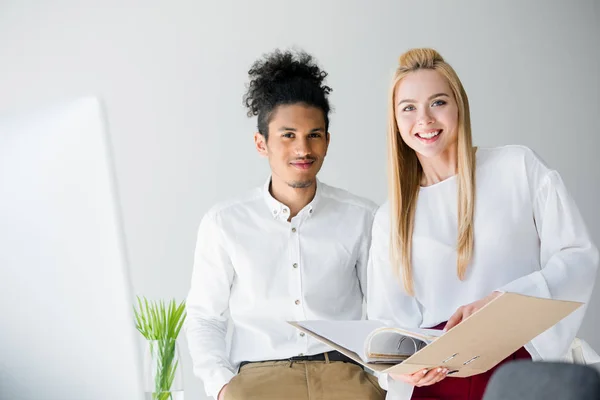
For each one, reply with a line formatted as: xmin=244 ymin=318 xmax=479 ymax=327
xmin=477 ymin=145 xmax=556 ymax=195
xmin=478 ymin=145 xmax=552 ymax=174
xmin=477 ymin=144 xmax=544 ymax=165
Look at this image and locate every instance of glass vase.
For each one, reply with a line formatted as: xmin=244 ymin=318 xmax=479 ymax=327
xmin=143 ymin=339 xmax=184 ymax=400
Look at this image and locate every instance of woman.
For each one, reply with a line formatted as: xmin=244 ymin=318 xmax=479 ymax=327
xmin=367 ymin=48 xmax=599 ymax=400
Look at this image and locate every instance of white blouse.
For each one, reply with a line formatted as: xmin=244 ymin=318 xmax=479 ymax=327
xmin=367 ymin=146 xmax=599 ymax=398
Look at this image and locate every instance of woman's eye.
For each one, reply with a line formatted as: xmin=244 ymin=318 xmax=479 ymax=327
xmin=402 ymin=105 xmax=415 ymax=112
xmin=432 ymin=100 xmax=447 ymax=107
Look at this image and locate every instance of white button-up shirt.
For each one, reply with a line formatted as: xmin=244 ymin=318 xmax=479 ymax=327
xmin=185 ymin=178 xmax=377 ymax=399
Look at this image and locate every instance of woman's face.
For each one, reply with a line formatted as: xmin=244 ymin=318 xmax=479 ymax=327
xmin=394 ymin=69 xmax=459 ymax=160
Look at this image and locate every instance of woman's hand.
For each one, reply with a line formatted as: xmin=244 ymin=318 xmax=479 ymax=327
xmin=444 ymin=291 xmax=502 ymax=331
xmin=390 ymin=367 xmax=449 ymax=387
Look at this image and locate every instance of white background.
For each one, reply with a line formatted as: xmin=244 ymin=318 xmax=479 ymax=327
xmin=1 ymin=1 xmax=598 ymax=398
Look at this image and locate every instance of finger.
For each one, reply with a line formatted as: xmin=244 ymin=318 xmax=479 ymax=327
xmin=391 ymin=371 xmax=422 ymax=385
xmin=394 ymin=374 xmax=417 ymax=384
xmin=444 ymin=309 xmax=464 ymax=331
xmin=404 ymin=369 xmax=429 ymax=385
xmin=463 ymin=308 xmax=474 ymax=321
xmin=415 ymin=371 xmax=443 ymax=387
xmin=429 ymin=369 xmax=448 ymax=385
xmin=218 ymin=385 xmax=227 ymax=400
xmin=406 ymin=368 xmax=432 ymax=385
xmin=415 ymin=372 xmax=436 ymax=386
xmin=416 ymin=368 xmax=447 ymax=386
xmin=427 ymin=368 xmax=448 ymax=385
xmin=429 ymin=368 xmax=449 ymax=385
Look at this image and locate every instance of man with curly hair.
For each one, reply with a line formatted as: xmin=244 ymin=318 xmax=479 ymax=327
xmin=185 ymin=49 xmax=384 ymax=400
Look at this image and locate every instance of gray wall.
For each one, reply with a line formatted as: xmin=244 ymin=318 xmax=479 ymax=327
xmin=1 ymin=1 xmax=598 ymax=398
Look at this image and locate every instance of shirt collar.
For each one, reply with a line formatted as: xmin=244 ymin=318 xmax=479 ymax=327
xmin=263 ymin=176 xmax=323 ymax=220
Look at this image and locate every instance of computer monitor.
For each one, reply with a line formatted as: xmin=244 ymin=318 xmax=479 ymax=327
xmin=0 ymin=97 xmax=144 ymax=399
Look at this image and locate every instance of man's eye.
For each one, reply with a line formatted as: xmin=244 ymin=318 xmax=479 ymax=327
xmin=309 ymin=133 xmax=322 ymax=138
xmin=282 ymin=133 xmax=294 ymax=138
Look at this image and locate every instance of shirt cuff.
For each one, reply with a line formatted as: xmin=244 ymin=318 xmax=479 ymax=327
xmin=376 ymin=372 xmax=389 ymax=390
xmin=496 ymin=271 xmax=548 ymax=298
xmin=383 ymin=375 xmax=416 ymax=399
xmin=205 ymin=367 xmax=236 ymax=400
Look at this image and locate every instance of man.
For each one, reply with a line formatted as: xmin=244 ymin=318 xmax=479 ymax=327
xmin=185 ymin=49 xmax=383 ymax=400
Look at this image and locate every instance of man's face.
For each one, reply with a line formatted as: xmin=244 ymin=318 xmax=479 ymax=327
xmin=255 ymin=103 xmax=329 ymax=189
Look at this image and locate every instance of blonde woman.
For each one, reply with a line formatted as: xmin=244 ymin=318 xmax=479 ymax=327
xmin=367 ymin=48 xmax=599 ymax=400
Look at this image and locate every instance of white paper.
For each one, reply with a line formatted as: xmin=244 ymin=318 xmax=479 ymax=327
xmin=297 ymin=320 xmax=387 ymax=359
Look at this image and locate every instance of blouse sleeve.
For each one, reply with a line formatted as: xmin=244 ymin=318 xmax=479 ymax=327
xmin=367 ymin=205 xmax=423 ymax=392
xmin=367 ymin=205 xmax=424 ymax=327
xmin=498 ymin=166 xmax=599 ymax=359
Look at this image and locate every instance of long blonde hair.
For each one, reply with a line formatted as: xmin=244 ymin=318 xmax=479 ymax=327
xmin=387 ymin=48 xmax=475 ymax=296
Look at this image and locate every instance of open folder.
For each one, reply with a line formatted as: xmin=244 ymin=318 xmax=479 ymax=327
xmin=288 ymin=293 xmax=582 ymax=377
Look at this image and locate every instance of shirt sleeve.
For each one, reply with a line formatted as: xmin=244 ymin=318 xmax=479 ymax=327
xmin=356 ymin=206 xmax=378 ymax=303
xmin=498 ymin=168 xmax=599 ymax=359
xmin=184 ymin=211 xmax=236 ymax=399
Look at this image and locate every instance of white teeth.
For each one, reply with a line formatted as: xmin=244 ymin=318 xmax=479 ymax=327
xmin=418 ymin=130 xmax=441 ymax=139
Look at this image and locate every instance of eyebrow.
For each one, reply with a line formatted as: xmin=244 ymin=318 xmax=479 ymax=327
xmin=397 ymin=93 xmax=450 ymax=106
xmin=278 ymin=127 xmax=325 ymax=133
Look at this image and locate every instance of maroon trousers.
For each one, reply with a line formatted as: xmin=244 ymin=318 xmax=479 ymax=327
xmin=411 ymin=322 xmax=532 ymax=400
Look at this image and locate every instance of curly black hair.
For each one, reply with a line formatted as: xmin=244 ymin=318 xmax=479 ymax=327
xmin=243 ymin=49 xmax=332 ymax=139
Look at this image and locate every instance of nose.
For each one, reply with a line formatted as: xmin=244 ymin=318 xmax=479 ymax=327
xmin=417 ymin=107 xmax=435 ymax=126
xmin=295 ymin=137 xmax=311 ymax=157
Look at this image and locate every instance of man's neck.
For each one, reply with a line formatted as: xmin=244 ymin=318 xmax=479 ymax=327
xmin=270 ymin=176 xmax=317 ymax=220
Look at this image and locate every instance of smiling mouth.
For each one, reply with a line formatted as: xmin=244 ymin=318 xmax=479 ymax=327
xmin=415 ymin=129 xmax=442 ymax=141
xmin=290 ymin=160 xmax=315 ymax=170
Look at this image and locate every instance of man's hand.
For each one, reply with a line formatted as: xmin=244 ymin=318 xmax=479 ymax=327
xmin=217 ymin=384 xmax=227 ymax=400
xmin=390 ymin=367 xmax=449 ymax=387
xmin=444 ymin=291 xmax=502 ymax=331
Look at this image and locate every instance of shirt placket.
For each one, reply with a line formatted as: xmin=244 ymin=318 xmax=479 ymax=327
xmin=288 ymin=213 xmax=308 ymax=355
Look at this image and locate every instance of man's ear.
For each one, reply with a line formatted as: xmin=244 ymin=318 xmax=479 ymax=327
xmin=254 ymin=132 xmax=268 ymax=157
xmin=324 ymin=131 xmax=331 ymax=156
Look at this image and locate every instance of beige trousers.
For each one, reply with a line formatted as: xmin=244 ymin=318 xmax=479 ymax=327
xmin=224 ymin=359 xmax=386 ymax=400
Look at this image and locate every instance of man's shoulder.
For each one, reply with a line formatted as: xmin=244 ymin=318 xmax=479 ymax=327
xmin=319 ymin=182 xmax=378 ymax=215
xmin=203 ymin=186 xmax=263 ymax=220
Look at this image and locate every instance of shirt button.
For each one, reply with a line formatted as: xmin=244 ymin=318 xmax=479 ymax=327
xmin=309 ymin=209 xmax=313 ymax=214
xmin=300 ymin=332 xmax=305 ymax=337
xmin=293 ymin=263 xmax=298 ymax=269
xmin=283 ymin=208 xmax=288 ymax=214
xmin=295 ymin=299 xmax=300 ymax=305
xmin=272 ymin=210 xmax=277 ymax=215
xmin=291 ymin=227 xmax=297 ymax=233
